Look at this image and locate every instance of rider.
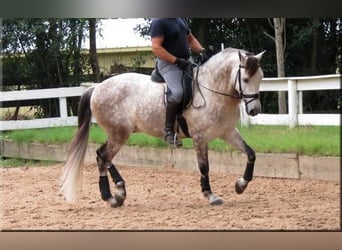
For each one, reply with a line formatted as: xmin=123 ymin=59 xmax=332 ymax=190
xmin=150 ymin=18 xmax=209 ymax=147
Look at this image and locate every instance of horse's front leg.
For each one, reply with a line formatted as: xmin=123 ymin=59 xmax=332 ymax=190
xmin=193 ymin=137 xmax=223 ymax=205
xmin=224 ymin=128 xmax=255 ymax=194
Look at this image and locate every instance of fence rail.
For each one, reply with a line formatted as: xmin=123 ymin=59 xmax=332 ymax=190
xmin=0 ymin=86 xmax=86 ymax=131
xmin=240 ymin=74 xmax=340 ymax=127
xmin=0 ymin=74 xmax=340 ymax=131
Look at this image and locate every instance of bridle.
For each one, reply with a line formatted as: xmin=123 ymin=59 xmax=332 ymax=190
xmin=234 ymin=65 xmax=260 ymax=105
xmin=191 ymin=61 xmax=260 ymax=109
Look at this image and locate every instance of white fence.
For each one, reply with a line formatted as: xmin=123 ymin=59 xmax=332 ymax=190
xmin=0 ymin=86 xmax=86 ymax=131
xmin=240 ymin=74 xmax=340 ymax=127
xmin=0 ymin=74 xmax=340 ymax=131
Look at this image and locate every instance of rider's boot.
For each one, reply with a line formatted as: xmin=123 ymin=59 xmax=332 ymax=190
xmin=164 ymin=102 xmax=182 ymax=148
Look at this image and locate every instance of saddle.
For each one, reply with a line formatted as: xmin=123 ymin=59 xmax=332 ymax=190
xmin=151 ymin=62 xmax=193 ymax=138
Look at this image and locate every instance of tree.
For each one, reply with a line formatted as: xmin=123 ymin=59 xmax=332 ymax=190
xmin=310 ymin=18 xmax=320 ymax=74
xmin=2 ymin=18 xmax=91 ymax=118
xmin=263 ymin=18 xmax=287 ymax=114
xmin=273 ymin=18 xmax=287 ymax=114
xmin=88 ymin=18 xmax=100 ymax=82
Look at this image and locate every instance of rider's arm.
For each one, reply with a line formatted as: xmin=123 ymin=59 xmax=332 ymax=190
xmin=151 ymin=36 xmax=177 ymax=64
xmin=187 ymin=33 xmax=205 ymax=53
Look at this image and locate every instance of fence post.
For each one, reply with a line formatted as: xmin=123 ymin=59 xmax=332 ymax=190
xmin=221 ymin=43 xmax=225 ymax=51
xmin=288 ymin=79 xmax=298 ymax=128
xmin=59 ymin=97 xmax=68 ymax=118
xmin=298 ymin=91 xmax=303 ymax=114
xmin=240 ymin=102 xmax=250 ymax=127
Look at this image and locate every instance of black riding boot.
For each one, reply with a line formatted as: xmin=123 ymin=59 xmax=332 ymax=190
xmin=164 ymin=102 xmax=182 ymax=148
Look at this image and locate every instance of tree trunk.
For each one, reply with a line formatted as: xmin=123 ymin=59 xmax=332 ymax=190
xmin=274 ymin=18 xmax=287 ymax=114
xmin=197 ymin=18 xmax=208 ymax=47
xmin=245 ymin=19 xmax=255 ymax=52
xmin=89 ymin=18 xmax=100 ymax=82
xmin=310 ymin=18 xmax=320 ymax=74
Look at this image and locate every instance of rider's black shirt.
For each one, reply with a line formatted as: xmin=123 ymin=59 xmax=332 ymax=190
xmin=150 ymin=18 xmax=191 ymax=59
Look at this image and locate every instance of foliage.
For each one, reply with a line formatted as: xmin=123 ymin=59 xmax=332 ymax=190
xmin=1 ymin=18 xmax=95 ymax=117
xmin=131 ymin=53 xmax=147 ymax=72
xmin=2 ymin=19 xmax=90 ymax=88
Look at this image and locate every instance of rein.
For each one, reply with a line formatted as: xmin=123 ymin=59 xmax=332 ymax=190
xmin=190 ymin=61 xmax=260 ymax=109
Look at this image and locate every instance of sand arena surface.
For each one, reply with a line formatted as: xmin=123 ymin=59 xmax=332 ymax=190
xmin=0 ymin=163 xmax=340 ymax=231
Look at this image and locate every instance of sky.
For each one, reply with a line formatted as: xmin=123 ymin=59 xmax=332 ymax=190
xmin=82 ymin=18 xmax=151 ymax=49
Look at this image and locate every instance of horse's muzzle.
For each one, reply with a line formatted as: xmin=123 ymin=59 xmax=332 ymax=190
xmin=248 ymin=108 xmax=259 ymax=116
xmin=245 ymin=99 xmax=261 ymax=116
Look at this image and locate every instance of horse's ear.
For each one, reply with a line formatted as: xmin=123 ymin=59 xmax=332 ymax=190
xmin=238 ymin=50 xmax=247 ymax=65
xmin=255 ymin=50 xmax=266 ymax=62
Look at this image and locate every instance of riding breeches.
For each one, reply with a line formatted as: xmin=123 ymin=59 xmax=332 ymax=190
xmin=157 ymin=59 xmax=184 ymax=104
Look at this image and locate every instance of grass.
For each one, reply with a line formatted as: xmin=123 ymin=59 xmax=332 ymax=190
xmin=0 ymin=156 xmax=56 ymax=168
xmin=1 ymin=125 xmax=340 ymax=156
xmin=0 ymin=126 xmax=76 ymax=144
xmin=238 ymin=125 xmax=340 ymax=156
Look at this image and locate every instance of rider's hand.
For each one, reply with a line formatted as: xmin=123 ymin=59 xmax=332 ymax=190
xmin=175 ymin=58 xmax=191 ymax=70
xmin=199 ymin=49 xmax=209 ymax=64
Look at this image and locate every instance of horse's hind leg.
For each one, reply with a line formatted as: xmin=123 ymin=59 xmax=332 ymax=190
xmin=224 ymin=129 xmax=255 ymax=194
xmin=96 ymin=140 xmax=127 ymax=207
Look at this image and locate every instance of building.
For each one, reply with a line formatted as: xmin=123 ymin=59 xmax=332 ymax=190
xmin=95 ymin=46 xmax=155 ymax=76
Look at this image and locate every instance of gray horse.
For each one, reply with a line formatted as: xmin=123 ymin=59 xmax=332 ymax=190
xmin=61 ymin=48 xmax=265 ymax=207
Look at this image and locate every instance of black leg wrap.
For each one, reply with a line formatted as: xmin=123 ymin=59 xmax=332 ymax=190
xmin=243 ymin=162 xmax=254 ymax=182
xmin=108 ymin=164 xmax=125 ymax=184
xmin=99 ymin=176 xmax=112 ymax=201
xmin=242 ymin=141 xmax=255 ymax=182
xmin=200 ymin=176 xmax=211 ymax=193
xmin=199 ymin=161 xmax=211 ymax=193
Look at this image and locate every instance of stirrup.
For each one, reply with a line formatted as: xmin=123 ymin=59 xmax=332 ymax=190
xmin=164 ymin=132 xmax=182 ymax=148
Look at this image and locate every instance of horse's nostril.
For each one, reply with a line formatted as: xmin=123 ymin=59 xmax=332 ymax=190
xmin=249 ymin=109 xmax=257 ymax=116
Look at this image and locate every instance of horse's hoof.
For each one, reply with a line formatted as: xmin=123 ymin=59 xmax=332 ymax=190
xmin=106 ymin=195 xmax=124 ymax=208
xmin=107 ymin=197 xmax=119 ymax=207
xmin=235 ymin=177 xmax=248 ymax=194
xmin=114 ymin=192 xmax=125 ymax=206
xmin=208 ymin=194 xmax=224 ymax=205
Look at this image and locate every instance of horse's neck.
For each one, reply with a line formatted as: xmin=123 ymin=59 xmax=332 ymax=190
xmin=198 ymin=58 xmax=239 ymax=98
xmin=194 ymin=65 xmax=241 ymax=114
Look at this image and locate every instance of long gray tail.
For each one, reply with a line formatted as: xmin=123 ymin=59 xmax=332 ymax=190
xmin=60 ymin=87 xmax=95 ymax=202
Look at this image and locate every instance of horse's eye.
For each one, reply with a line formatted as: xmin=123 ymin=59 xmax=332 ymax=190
xmin=243 ymin=78 xmax=249 ymax=83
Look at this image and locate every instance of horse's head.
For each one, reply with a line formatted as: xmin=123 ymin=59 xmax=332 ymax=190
xmin=235 ymin=50 xmax=265 ymax=116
